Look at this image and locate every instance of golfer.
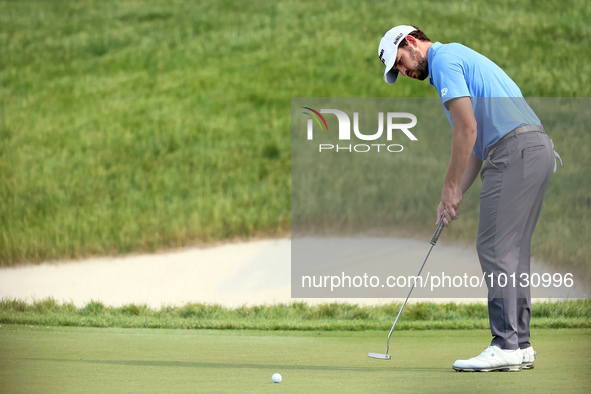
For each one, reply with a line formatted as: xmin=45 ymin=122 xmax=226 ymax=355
xmin=377 ymin=25 xmax=560 ymax=372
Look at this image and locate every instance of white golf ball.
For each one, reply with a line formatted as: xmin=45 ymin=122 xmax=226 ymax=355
xmin=271 ymin=373 xmax=282 ymax=383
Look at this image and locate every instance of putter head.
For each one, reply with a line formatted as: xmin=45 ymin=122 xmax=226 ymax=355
xmin=368 ymin=352 xmax=391 ymax=360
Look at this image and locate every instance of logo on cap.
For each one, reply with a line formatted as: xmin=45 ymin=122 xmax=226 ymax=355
xmin=379 ymin=49 xmax=385 ymax=65
xmin=393 ymin=33 xmax=404 ymax=46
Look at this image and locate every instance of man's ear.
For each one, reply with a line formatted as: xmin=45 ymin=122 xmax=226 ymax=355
xmin=405 ymin=35 xmax=418 ymax=48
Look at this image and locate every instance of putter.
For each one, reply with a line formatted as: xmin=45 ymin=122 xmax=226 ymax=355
xmin=368 ymin=215 xmax=445 ymax=360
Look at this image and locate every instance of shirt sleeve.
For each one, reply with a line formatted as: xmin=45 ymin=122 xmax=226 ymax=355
xmin=431 ymin=52 xmax=470 ymax=108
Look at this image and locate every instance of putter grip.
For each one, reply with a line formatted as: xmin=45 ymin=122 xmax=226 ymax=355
xmin=430 ymin=218 xmax=445 ymax=245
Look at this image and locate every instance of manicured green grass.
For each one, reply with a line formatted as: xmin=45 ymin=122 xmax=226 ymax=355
xmin=0 ymin=325 xmax=589 ymax=393
xmin=1 ymin=299 xmax=589 ymax=331
xmin=1 ymin=1 xmax=590 ymax=283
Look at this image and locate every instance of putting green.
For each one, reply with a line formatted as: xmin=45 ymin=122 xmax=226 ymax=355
xmin=0 ymin=325 xmax=589 ymax=393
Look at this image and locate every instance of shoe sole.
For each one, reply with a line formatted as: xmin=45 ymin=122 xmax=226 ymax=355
xmin=453 ymin=365 xmax=522 ymax=372
xmin=521 ymin=362 xmax=534 ymax=369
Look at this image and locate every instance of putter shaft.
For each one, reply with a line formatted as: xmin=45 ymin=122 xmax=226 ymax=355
xmin=384 ymin=242 xmax=435 ymax=355
xmin=369 ymin=218 xmax=445 ymax=359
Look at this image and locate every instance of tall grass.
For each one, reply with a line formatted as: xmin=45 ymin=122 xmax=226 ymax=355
xmin=1 ymin=298 xmax=589 ymax=330
xmin=1 ymin=1 xmax=590 ymax=282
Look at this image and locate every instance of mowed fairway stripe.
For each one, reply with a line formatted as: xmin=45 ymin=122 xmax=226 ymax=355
xmin=0 ymin=325 xmax=589 ymax=393
xmin=21 ymin=357 xmax=399 ymax=372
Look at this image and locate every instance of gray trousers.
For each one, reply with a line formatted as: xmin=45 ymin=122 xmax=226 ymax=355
xmin=477 ymin=127 xmax=554 ymax=350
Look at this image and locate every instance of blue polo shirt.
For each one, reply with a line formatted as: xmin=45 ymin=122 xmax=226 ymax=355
xmin=428 ymin=42 xmax=541 ymax=160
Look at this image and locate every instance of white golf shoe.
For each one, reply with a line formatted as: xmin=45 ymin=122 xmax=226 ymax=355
xmin=453 ymin=346 xmax=523 ymax=372
xmin=521 ymin=346 xmax=536 ymax=369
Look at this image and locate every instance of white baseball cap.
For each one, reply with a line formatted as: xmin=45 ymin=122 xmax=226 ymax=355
xmin=378 ymin=25 xmax=416 ymax=84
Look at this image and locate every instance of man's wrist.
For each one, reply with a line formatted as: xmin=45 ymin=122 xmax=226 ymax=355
xmin=443 ymin=179 xmax=460 ymax=189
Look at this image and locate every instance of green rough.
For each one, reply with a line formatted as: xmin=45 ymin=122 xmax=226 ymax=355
xmin=1 ymin=299 xmax=589 ymax=331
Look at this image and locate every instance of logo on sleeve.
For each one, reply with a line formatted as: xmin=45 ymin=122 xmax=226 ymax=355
xmin=441 ymin=88 xmax=448 ymax=97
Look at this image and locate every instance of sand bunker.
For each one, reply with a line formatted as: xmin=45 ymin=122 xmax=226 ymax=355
xmin=0 ymin=237 xmax=587 ymax=307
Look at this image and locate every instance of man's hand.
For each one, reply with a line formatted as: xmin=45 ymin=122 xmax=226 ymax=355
xmin=437 ymin=185 xmax=463 ymax=227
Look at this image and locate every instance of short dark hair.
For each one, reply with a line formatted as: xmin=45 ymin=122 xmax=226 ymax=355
xmin=398 ymin=26 xmax=431 ymax=48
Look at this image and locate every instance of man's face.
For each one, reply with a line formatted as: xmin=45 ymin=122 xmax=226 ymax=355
xmin=393 ymin=46 xmax=429 ymax=81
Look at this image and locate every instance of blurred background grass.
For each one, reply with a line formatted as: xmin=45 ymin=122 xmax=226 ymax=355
xmin=0 ymin=0 xmax=590 ymax=282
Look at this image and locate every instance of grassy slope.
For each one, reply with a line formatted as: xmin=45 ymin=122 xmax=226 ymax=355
xmin=0 ymin=1 xmax=590 ymax=280
xmin=1 ymin=325 xmax=590 ymax=393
